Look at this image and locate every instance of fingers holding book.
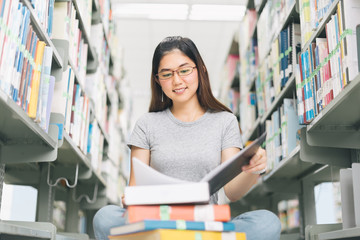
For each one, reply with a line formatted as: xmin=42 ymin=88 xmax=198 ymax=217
xmin=242 ymin=147 xmax=267 ymax=175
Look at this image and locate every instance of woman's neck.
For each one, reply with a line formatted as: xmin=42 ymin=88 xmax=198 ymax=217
xmin=171 ymin=101 xmax=205 ymax=122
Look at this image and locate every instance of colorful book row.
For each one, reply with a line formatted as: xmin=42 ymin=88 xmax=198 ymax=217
xmin=0 ymin=1 xmax=55 ymax=132
xmin=264 ymin=98 xmax=301 ymax=170
xmin=52 ymin=1 xmax=89 ymax=81
xmin=255 ymin=22 xmax=301 ymax=117
xmin=296 ymin=0 xmax=360 ymax=124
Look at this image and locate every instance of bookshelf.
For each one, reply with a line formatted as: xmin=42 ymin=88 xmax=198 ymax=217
xmin=0 ymin=0 xmax=125 ymax=239
xmin=306 ymin=74 xmax=360 ymax=149
xmin=226 ymin=0 xmax=360 ymax=239
xmin=318 ymin=227 xmax=360 ymax=240
xmin=0 ymin=221 xmax=56 ymax=240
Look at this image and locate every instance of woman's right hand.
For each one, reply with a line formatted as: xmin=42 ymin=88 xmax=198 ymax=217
xmin=121 ymin=195 xmax=126 ymax=208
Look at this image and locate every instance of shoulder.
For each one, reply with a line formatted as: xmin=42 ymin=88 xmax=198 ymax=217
xmin=135 ymin=110 xmax=167 ymax=126
xmin=207 ymin=110 xmax=237 ymax=122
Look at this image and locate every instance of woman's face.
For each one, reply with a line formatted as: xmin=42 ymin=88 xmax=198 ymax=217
xmin=157 ymin=50 xmax=198 ymax=105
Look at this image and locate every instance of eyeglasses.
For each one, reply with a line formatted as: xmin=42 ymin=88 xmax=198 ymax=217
xmin=156 ymin=66 xmax=197 ymax=80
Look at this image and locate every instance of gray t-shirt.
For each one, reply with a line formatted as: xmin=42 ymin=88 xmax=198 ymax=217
xmin=127 ymin=108 xmax=243 ymax=204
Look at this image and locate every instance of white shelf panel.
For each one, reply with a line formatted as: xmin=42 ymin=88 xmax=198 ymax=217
xmin=319 ymin=227 xmax=360 ymax=239
xmin=0 ymin=221 xmax=53 ymax=239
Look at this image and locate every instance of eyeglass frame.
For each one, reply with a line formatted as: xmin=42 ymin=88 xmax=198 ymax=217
xmin=156 ymin=66 xmax=197 ymax=80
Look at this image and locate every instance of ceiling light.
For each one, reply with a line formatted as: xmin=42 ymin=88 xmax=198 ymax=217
xmin=112 ymin=3 xmax=189 ymax=20
xmin=189 ymin=4 xmax=246 ymax=21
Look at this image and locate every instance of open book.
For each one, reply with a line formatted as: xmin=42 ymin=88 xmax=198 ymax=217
xmin=124 ymin=132 xmax=266 ymax=205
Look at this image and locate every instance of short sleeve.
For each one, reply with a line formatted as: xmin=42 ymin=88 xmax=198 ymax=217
xmin=221 ymin=115 xmax=243 ymax=150
xmin=127 ymin=116 xmax=150 ymax=150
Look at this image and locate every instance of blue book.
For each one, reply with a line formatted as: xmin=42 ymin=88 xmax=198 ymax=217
xmin=110 ymin=220 xmax=235 ymax=236
xmin=280 ymin=28 xmax=288 ymax=88
xmin=304 ymin=50 xmax=315 ymax=122
xmin=309 ymin=43 xmax=318 ymax=117
xmin=48 ymin=0 xmax=54 ymax=37
xmin=300 ymin=52 xmax=309 ymax=122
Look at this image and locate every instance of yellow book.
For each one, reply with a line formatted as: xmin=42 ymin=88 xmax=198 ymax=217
xmin=108 ymin=229 xmax=246 ymax=240
xmin=28 ymin=41 xmax=46 ymax=118
xmin=336 ymin=2 xmax=346 ymax=88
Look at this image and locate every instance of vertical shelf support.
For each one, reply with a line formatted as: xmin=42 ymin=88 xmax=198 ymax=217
xmin=37 ymin=164 xmax=55 ymax=222
xmin=0 ymin=163 xmax=5 ymax=211
xmin=65 ymin=188 xmax=80 ymax=233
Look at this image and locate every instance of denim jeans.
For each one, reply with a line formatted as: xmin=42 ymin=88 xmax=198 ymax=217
xmin=93 ymin=205 xmax=281 ymax=240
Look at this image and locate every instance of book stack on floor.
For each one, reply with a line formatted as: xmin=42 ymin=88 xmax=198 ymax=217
xmin=108 ymin=204 xmax=246 ymax=240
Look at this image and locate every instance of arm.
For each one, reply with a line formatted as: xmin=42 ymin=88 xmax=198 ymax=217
xmin=128 ymin=146 xmax=151 ymax=186
xmin=222 ymin=147 xmax=267 ymax=202
xmin=122 ymin=146 xmax=150 ymax=207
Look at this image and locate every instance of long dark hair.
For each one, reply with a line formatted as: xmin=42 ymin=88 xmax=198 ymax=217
xmin=149 ymin=36 xmax=232 ymax=113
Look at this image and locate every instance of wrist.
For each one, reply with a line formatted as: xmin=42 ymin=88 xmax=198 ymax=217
xmin=252 ymin=168 xmax=267 ymax=175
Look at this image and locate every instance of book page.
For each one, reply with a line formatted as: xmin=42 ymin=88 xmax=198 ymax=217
xmin=133 ymin=132 xmax=266 ymax=191
xmin=132 ymin=157 xmax=190 ymax=185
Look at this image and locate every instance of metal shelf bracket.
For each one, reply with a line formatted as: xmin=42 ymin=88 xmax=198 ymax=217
xmin=47 ymin=163 xmax=79 ymax=188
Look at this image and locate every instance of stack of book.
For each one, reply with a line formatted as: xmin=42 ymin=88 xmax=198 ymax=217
xmin=108 ymin=134 xmax=267 ymax=239
xmin=108 ymin=204 xmax=246 ymax=240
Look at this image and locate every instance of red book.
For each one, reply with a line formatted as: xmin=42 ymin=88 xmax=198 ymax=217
xmin=126 ymin=204 xmax=231 ymax=223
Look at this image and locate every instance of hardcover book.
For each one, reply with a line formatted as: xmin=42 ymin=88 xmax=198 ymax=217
xmin=126 ymin=204 xmax=231 ymax=223
xmin=108 ymin=229 xmax=246 ymax=240
xmin=124 ymin=132 xmax=266 ymax=205
xmin=110 ymin=220 xmax=235 ymax=236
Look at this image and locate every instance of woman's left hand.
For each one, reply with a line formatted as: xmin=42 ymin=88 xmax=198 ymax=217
xmin=241 ymin=147 xmax=267 ymax=175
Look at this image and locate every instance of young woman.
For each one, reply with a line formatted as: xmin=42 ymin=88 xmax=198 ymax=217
xmin=93 ymin=36 xmax=281 ymax=240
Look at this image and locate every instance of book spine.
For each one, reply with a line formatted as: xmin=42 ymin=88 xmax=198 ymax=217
xmin=127 ymin=205 xmax=231 ymax=223
xmin=28 ymin=40 xmax=46 ymax=118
